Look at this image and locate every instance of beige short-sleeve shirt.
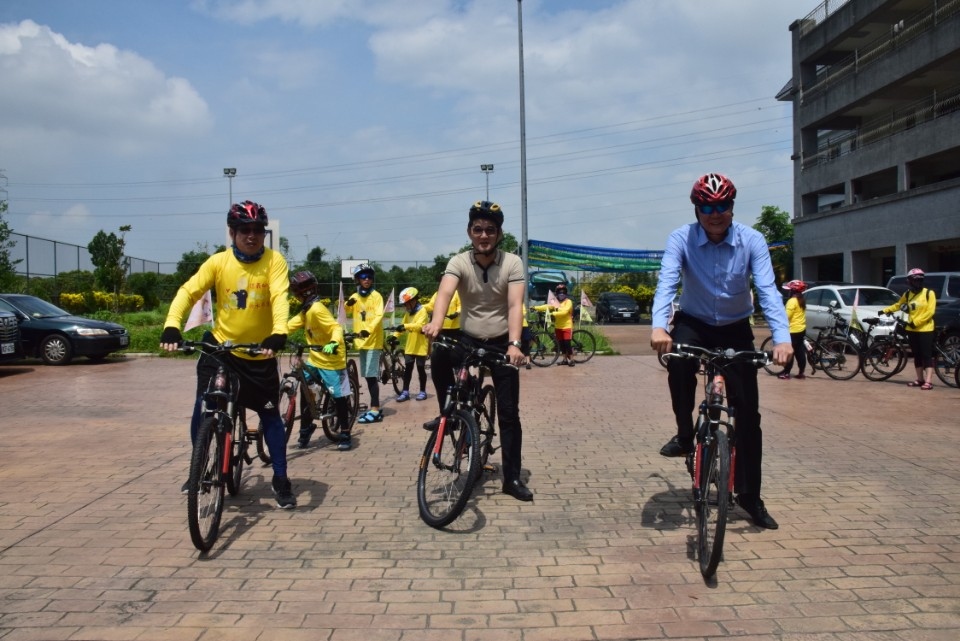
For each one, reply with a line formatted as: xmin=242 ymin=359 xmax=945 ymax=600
xmin=445 ymin=249 xmax=525 ymax=340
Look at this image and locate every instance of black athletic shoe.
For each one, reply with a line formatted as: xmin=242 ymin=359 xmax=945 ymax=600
xmin=659 ymin=435 xmax=694 ymax=457
xmin=271 ymin=475 xmax=297 ymax=509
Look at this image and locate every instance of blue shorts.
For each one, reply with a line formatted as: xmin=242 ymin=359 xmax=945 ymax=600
xmin=358 ymin=349 xmax=382 ymax=378
xmin=304 ymin=365 xmax=350 ymax=399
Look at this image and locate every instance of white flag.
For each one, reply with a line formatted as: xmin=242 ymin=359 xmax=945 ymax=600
xmin=384 ymin=287 xmax=396 ymax=314
xmin=580 ymin=290 xmax=593 ymax=307
xmin=337 ymin=282 xmax=347 ymax=326
xmin=184 ymin=290 xmax=213 ymax=331
xmin=547 ymin=289 xmax=560 ymax=307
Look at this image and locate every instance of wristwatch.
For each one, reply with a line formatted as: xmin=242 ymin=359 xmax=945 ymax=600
xmin=508 ymin=340 xmax=522 ymax=349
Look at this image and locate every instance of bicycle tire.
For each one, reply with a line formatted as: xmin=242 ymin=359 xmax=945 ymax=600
xmin=860 ymin=340 xmax=905 ymax=381
xmin=226 ymin=412 xmax=247 ymax=496
xmin=571 ymin=329 xmax=596 ymax=363
xmin=319 ymin=390 xmax=342 ymax=443
xmin=391 ymin=354 xmax=405 ymax=396
xmin=378 ymin=352 xmax=391 ymax=385
xmin=934 ymin=334 xmax=960 ymax=388
xmin=416 ymin=409 xmax=480 ymax=529
xmin=759 ymin=336 xmax=787 ymax=376
xmin=529 ymin=333 xmax=558 ymax=368
xmin=696 ymin=429 xmax=730 ymax=579
xmin=474 ymin=384 xmax=497 ymax=481
xmin=347 ymin=359 xmax=362 ymax=412
xmin=187 ymin=416 xmax=225 ymax=552
xmin=819 ymin=337 xmax=861 ymax=380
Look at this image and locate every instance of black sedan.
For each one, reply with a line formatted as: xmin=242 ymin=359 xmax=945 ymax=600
xmin=596 ymin=292 xmax=641 ymax=324
xmin=0 ymin=294 xmax=129 ymax=365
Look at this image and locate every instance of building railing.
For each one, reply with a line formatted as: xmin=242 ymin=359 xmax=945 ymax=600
xmin=802 ymin=0 xmax=960 ymax=101
xmin=798 ymin=0 xmax=854 ymax=36
xmin=801 ymin=84 xmax=960 ymax=169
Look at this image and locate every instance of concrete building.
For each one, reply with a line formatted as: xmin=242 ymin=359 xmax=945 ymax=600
xmin=778 ymin=0 xmax=960 ymax=284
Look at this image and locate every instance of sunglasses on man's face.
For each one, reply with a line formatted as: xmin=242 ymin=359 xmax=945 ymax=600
xmin=471 ymin=226 xmax=498 ymax=237
xmin=236 ymin=225 xmax=266 ymax=236
xmin=697 ymin=202 xmax=732 ymax=215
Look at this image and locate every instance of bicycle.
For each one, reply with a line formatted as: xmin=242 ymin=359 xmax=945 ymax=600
xmin=666 ymin=343 xmax=769 ymax=579
xmin=275 ymin=332 xmax=364 ymax=449
xmin=760 ymin=308 xmax=861 ymax=380
xmin=416 ymin=334 xmax=507 ymax=529
xmin=379 ymin=328 xmax=406 ymax=395
xmin=859 ymin=316 xmax=907 ymax=381
xmin=528 ymin=312 xmax=597 ymax=366
xmin=180 ymin=339 xmax=265 ymax=552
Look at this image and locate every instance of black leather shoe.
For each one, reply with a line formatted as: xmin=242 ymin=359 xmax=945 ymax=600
xmin=502 ymin=479 xmax=533 ymax=501
xmin=738 ymin=495 xmax=779 ymax=530
xmin=659 ymin=435 xmax=694 ymax=457
xmin=422 ymin=417 xmax=440 ymax=431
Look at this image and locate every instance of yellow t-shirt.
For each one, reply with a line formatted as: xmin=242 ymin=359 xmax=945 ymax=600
xmin=347 ymin=290 xmax=385 ymax=349
xmin=287 ymin=302 xmax=346 ymax=370
xmin=396 ymin=305 xmax=430 ymax=356
xmin=785 ymin=297 xmax=806 ymax=334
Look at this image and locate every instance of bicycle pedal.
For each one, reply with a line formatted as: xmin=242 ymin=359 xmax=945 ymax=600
xmin=482 ymin=464 xmax=496 ymax=473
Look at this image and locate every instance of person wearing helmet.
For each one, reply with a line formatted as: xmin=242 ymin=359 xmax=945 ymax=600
xmin=160 ymin=200 xmax=296 ymax=509
xmin=880 ymin=267 xmax=937 ymax=389
xmin=650 ymin=174 xmax=792 ymax=529
xmin=422 ymin=200 xmax=532 ymax=502
xmin=424 ymin=272 xmax=461 ymax=334
xmin=393 ymin=287 xmax=430 ymax=403
xmin=532 ymin=283 xmax=576 ymax=366
xmin=778 ymin=280 xmax=808 ymax=380
xmin=286 ymin=271 xmax=354 ymax=451
xmin=346 ymin=263 xmax=386 ymax=423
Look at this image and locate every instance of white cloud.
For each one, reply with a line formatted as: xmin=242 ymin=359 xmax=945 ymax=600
xmin=0 ymin=20 xmax=212 ymax=156
xmin=195 ymin=0 xmax=450 ymax=28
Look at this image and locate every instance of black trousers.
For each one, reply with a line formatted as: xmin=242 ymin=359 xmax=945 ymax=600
xmin=667 ymin=312 xmax=764 ymax=497
xmin=431 ymin=331 xmax=524 ymax=483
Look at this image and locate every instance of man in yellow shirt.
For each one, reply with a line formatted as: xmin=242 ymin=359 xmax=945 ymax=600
xmin=160 ymin=201 xmax=295 ymax=509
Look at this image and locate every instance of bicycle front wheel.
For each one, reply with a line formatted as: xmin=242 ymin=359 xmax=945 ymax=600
xmin=696 ymin=429 xmax=730 ymax=579
xmin=278 ymin=377 xmax=298 ymax=445
xmin=416 ymin=409 xmax=480 ymax=529
xmin=860 ymin=340 xmax=905 ymax=381
xmin=391 ymin=354 xmax=405 ymax=396
xmin=759 ymin=336 xmax=787 ymax=376
xmin=819 ymin=337 xmax=861 ymax=380
xmin=571 ymin=329 xmax=596 ymax=363
xmin=529 ymin=333 xmax=558 ymax=368
xmin=934 ymin=334 xmax=960 ymax=388
xmin=319 ymin=391 xmax=343 ymax=443
xmin=187 ymin=417 xmax=226 ymax=552
xmin=347 ymin=359 xmax=363 ymax=414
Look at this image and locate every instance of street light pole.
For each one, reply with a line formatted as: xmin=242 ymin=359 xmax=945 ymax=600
xmin=517 ymin=1 xmax=530 ymax=299
xmin=223 ymin=167 xmax=236 ymax=208
xmin=480 ymin=164 xmax=494 ymax=201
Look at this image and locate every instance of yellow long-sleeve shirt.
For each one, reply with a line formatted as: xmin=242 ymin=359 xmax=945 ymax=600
xmin=165 ymin=248 xmax=289 ymax=360
xmin=533 ymin=298 xmax=574 ymax=331
xmin=424 ymin=290 xmax=461 ymax=330
xmin=287 ymin=302 xmax=346 ymax=370
xmin=346 ymin=290 xmax=385 ymax=350
xmin=396 ymin=305 xmax=430 ymax=356
xmin=882 ymin=288 xmax=936 ymax=333
xmin=785 ymin=297 xmax=806 ymax=334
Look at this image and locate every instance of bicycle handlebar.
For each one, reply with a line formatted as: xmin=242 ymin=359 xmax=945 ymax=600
xmin=668 ymin=343 xmax=770 ymax=367
xmin=179 ymin=339 xmax=264 ymax=357
xmin=432 ymin=334 xmax=512 ymax=368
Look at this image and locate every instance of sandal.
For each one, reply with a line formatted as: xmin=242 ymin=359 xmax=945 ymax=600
xmin=357 ymin=410 xmax=383 ymax=424
xmin=907 ymin=380 xmax=924 ymax=387
xmin=921 ymin=382 xmax=933 ymax=390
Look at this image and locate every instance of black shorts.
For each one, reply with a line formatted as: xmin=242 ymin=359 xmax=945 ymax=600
xmin=195 ymin=348 xmax=280 ymax=412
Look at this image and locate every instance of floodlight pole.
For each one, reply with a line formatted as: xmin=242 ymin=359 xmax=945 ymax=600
xmin=517 ymin=0 xmax=530 ymax=300
xmin=481 ymin=164 xmax=495 ymax=201
xmin=223 ymin=168 xmax=236 ymax=208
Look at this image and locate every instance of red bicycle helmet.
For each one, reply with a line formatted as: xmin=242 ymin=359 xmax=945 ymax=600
xmin=690 ymin=173 xmax=737 ymax=205
xmin=227 ymin=200 xmax=268 ymax=228
xmin=289 ymin=271 xmax=319 ymax=300
xmin=555 ymin=283 xmax=568 ymax=294
xmin=782 ymin=279 xmax=807 ymax=294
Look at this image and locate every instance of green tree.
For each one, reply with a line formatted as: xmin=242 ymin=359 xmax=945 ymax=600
xmin=456 ymin=231 xmax=520 ymax=254
xmin=88 ymin=225 xmax=132 ymax=298
xmin=174 ymin=243 xmax=220 ymax=286
xmin=0 ymin=199 xmax=22 ymax=291
xmin=752 ymin=205 xmax=794 ymax=283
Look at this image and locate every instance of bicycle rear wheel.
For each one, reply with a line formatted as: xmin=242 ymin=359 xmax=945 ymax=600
xmin=474 ymin=384 xmax=497 ymax=482
xmin=571 ymin=329 xmax=596 ymax=363
xmin=319 ymin=391 xmax=343 ymax=443
xmin=529 ymin=333 xmax=558 ymax=367
xmin=226 ymin=412 xmax=247 ymax=496
xmin=759 ymin=336 xmax=787 ymax=376
xmin=860 ymin=340 xmax=905 ymax=381
xmin=416 ymin=409 xmax=480 ymax=529
xmin=819 ymin=337 xmax=861 ymax=380
xmin=187 ymin=416 xmax=225 ymax=552
xmin=696 ymin=429 xmax=730 ymax=579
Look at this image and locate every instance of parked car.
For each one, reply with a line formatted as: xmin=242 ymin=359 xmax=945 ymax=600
xmin=596 ymin=292 xmax=640 ymax=324
xmin=0 ymin=309 xmax=24 ymax=363
xmin=0 ymin=294 xmax=130 ymax=365
xmin=803 ymin=284 xmax=902 ymax=339
xmin=887 ymin=271 xmax=960 ymax=305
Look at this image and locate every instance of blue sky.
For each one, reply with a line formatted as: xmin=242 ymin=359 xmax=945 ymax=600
xmin=0 ymin=0 xmax=802 ymax=269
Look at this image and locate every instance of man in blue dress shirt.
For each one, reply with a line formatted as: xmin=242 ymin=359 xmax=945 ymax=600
xmin=650 ymin=173 xmax=793 ymax=530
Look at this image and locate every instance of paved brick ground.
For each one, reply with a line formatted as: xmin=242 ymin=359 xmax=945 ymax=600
xmin=1 ymin=327 xmax=959 ymax=641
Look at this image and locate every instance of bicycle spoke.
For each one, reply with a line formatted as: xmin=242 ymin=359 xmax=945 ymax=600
xmin=416 ymin=410 xmax=480 ymax=528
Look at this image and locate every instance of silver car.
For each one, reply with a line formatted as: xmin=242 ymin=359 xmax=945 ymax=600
xmin=803 ymin=285 xmax=902 ymax=339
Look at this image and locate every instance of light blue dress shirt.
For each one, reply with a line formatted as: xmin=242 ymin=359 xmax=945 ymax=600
xmin=651 ymin=221 xmax=790 ymax=344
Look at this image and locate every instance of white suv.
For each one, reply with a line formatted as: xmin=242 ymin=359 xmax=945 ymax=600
xmin=803 ymin=285 xmax=902 ymax=339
